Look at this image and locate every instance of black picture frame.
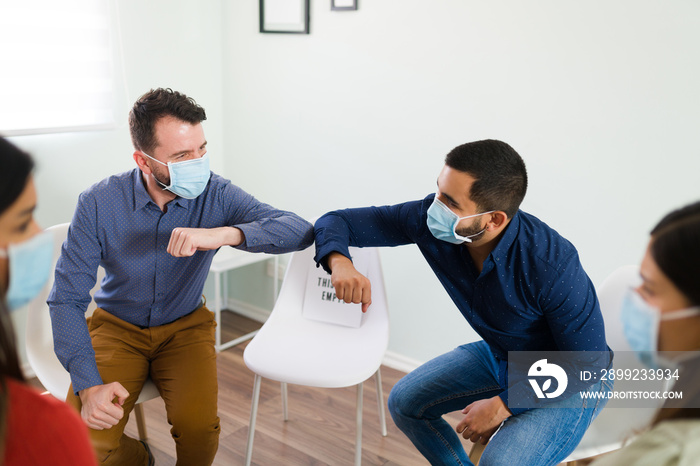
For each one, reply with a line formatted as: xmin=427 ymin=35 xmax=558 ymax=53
xmin=331 ymin=0 xmax=358 ymax=11
xmin=260 ymin=0 xmax=310 ymax=34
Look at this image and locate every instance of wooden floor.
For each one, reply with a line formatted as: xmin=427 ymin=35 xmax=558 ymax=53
xmin=29 ymin=310 xmax=606 ymax=465
xmin=113 ymin=311 xmax=467 ymax=465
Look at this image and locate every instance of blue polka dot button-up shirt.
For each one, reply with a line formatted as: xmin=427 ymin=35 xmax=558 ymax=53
xmin=49 ymin=168 xmax=313 ymax=393
xmin=314 ymin=193 xmax=611 ymax=414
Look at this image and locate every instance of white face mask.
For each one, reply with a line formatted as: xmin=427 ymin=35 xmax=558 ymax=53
xmin=142 ymin=152 xmax=211 ymax=199
xmin=620 ymin=288 xmax=700 ymax=369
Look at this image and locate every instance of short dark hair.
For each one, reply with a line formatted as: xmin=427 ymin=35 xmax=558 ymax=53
xmin=0 ymin=140 xmax=30 ymax=451
xmin=0 ymin=138 xmax=34 ymax=216
xmin=128 ymin=88 xmax=207 ymax=153
xmin=650 ymin=200 xmax=700 ymax=306
xmin=444 ymin=139 xmax=527 ymax=218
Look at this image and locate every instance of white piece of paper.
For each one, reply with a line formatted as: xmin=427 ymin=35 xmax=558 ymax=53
xmin=302 ymin=251 xmax=369 ymax=328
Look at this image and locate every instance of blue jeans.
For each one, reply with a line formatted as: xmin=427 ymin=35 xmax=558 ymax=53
xmin=388 ymin=341 xmax=611 ymax=466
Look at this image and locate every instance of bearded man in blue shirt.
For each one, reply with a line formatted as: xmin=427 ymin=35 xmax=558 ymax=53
xmin=48 ymin=88 xmax=314 ymax=466
xmin=314 ymin=139 xmax=612 ymax=465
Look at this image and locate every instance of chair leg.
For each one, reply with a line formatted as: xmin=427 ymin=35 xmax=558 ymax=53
xmin=281 ymin=382 xmax=288 ymax=421
xmin=374 ymin=369 xmax=387 ymax=437
xmin=469 ymin=442 xmax=485 ymax=465
xmin=134 ymin=403 xmax=147 ymax=441
xmin=355 ymin=382 xmax=363 ymax=466
xmin=245 ymin=374 xmax=262 ymax=466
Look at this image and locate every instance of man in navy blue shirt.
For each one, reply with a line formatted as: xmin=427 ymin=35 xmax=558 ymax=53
xmin=49 ymin=88 xmax=313 ymax=465
xmin=314 ymin=139 xmax=612 ymax=465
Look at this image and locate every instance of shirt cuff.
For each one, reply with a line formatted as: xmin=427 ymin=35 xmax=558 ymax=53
xmin=498 ymin=387 xmax=530 ymax=416
xmin=314 ymin=242 xmax=351 ymax=275
xmin=69 ymin=356 xmax=104 ymax=395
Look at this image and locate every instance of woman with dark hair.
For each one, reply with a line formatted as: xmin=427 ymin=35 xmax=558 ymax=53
xmin=592 ymin=200 xmax=700 ymax=465
xmin=0 ymin=137 xmax=96 ymax=465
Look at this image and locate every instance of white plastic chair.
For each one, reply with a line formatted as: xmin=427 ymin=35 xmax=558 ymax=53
xmin=560 ymin=264 xmax=665 ymax=464
xmin=469 ymin=265 xmax=663 ymax=465
xmin=243 ymin=246 xmax=390 ymax=466
xmin=25 ymin=223 xmax=160 ymax=441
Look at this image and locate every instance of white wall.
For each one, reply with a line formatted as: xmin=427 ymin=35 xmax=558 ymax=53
xmin=222 ymin=1 xmax=700 ymax=364
xmin=8 ymin=1 xmax=700 ymax=369
xmin=9 ymin=0 xmax=226 ymax=366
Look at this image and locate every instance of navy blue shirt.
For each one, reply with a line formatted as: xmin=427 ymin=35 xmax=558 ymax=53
xmin=49 ymin=168 xmax=314 ymax=393
xmin=314 ymin=194 xmax=611 ymax=413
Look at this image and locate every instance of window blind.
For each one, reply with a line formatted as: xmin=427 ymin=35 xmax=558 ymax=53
xmin=0 ymin=0 xmax=116 ymax=135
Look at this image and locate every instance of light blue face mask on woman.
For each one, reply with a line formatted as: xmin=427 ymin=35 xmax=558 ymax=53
xmin=142 ymin=152 xmax=211 ymax=199
xmin=620 ymin=288 xmax=700 ymax=369
xmin=426 ymin=196 xmax=494 ymax=244
xmin=0 ymin=230 xmax=53 ymax=311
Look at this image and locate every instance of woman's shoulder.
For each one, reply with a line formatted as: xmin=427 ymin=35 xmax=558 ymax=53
xmin=591 ymin=419 xmax=700 ymax=466
xmin=4 ymin=378 xmax=96 ymax=465
xmin=7 ymin=378 xmax=78 ymax=417
xmin=648 ymin=418 xmax=700 ymax=442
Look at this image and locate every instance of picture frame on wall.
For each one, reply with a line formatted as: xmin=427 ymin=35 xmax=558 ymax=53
xmin=260 ymin=0 xmax=310 ymax=34
xmin=331 ymin=0 xmax=358 ymax=11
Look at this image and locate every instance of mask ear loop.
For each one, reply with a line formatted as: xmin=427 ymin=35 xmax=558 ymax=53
xmin=660 ymin=307 xmax=700 ymax=321
xmin=141 ymin=151 xmax=172 ymax=191
xmin=631 ymin=287 xmax=700 ymax=322
xmin=452 ymin=210 xmax=495 ymax=243
xmin=151 ymin=170 xmax=171 ymax=191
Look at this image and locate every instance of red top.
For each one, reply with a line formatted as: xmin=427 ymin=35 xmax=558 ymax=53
xmin=3 ymin=378 xmax=96 ymax=465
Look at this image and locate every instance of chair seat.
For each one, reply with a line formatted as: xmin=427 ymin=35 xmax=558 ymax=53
xmin=245 ymin=313 xmax=387 ymax=388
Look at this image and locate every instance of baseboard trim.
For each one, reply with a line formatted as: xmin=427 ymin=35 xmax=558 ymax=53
xmin=381 ymin=350 xmax=423 ymax=374
xmin=225 ymin=298 xmax=271 ymax=323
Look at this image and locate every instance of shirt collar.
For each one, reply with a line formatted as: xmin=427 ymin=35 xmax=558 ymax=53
xmin=133 ymin=169 xmax=152 ymax=211
xmin=131 ymin=169 xmax=192 ymax=211
xmin=488 ymin=210 xmax=521 ymax=262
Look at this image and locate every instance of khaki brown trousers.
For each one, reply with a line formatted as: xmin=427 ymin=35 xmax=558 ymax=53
xmin=67 ymin=306 xmax=220 ymax=466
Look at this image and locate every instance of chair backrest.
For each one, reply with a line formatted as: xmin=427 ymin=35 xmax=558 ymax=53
xmin=245 ymin=245 xmax=389 ymax=388
xmin=265 ymin=245 xmax=388 ymax=332
xmin=598 ymin=264 xmax=640 ymax=353
xmin=25 ymin=223 xmax=104 ymax=400
xmin=563 ymin=264 xmax=654 ymax=461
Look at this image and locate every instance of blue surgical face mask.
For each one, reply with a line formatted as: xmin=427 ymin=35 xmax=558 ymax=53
xmin=0 ymin=230 xmax=54 ymax=311
xmin=621 ymin=288 xmax=700 ymax=369
xmin=142 ymin=152 xmax=211 ymax=199
xmin=426 ymin=196 xmax=494 ymax=244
